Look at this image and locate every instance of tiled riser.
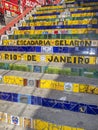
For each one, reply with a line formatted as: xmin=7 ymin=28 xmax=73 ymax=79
xmin=0 ymin=92 xmax=98 ymax=115
xmin=0 ymin=75 xmax=97 ymax=94
xmin=0 ymin=53 xmax=97 ymax=64
xmin=0 ymin=109 xmax=84 ymax=130
xmin=0 ymin=62 xmax=98 ymax=78
xmin=0 ymin=46 xmax=98 ymax=56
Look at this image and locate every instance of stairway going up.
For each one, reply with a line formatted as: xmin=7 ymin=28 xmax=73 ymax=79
xmin=0 ymin=0 xmax=98 ymax=130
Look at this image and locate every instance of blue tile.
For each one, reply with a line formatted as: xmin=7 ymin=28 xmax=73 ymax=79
xmin=12 ymin=93 xmax=18 ymax=102
xmin=1 ymin=92 xmax=12 ymax=101
xmin=58 ymin=47 xmax=69 ymax=53
xmin=31 ymin=96 xmax=42 ymax=105
xmin=18 ymin=94 xmax=31 ymax=104
xmin=42 ymin=98 xmax=55 ymax=108
xmin=63 ymin=101 xmax=70 ymax=110
xmin=33 ymin=66 xmax=42 ymax=73
xmin=53 ymin=47 xmax=59 ymax=53
xmin=36 ymin=46 xmax=41 ymax=52
xmin=70 ymin=102 xmax=79 ymax=112
xmin=52 ymin=101 xmax=64 ymax=109
xmin=0 ymin=92 xmax=1 ymax=99
xmin=87 ymin=105 xmax=98 ymax=115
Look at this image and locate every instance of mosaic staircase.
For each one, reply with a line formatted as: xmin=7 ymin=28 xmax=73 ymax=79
xmin=0 ymin=0 xmax=98 ymax=129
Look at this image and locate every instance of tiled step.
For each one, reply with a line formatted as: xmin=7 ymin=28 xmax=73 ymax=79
xmin=0 ymin=69 xmax=98 ymax=85
xmin=0 ymin=60 xmax=98 ymax=79
xmin=0 ymin=68 xmax=98 ymax=95
xmin=8 ymin=34 xmax=98 ymax=40
xmin=3 ymin=39 xmax=98 ymax=47
xmin=0 ymin=84 xmax=98 ymax=104
xmin=0 ymin=2 xmax=98 ymax=130
xmin=1 ymin=60 xmax=98 ymax=69
xmin=0 ymin=100 xmax=98 ymax=130
xmin=0 ymin=84 xmax=98 ymax=115
xmin=0 ymin=46 xmax=98 ymax=56
xmin=36 ymin=6 xmax=98 ymax=13
xmin=0 ymin=122 xmax=32 ymax=130
xmin=0 ymin=52 xmax=97 ymax=65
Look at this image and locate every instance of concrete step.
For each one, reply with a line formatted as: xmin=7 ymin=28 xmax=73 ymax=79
xmin=1 ymin=60 xmax=98 ymax=69
xmin=0 ymin=60 xmax=98 ymax=82
xmin=0 ymin=122 xmax=32 ymax=130
xmin=0 ymin=84 xmax=98 ymax=106
xmin=0 ymin=100 xmax=98 ymax=130
xmin=0 ymin=69 xmax=98 ymax=86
